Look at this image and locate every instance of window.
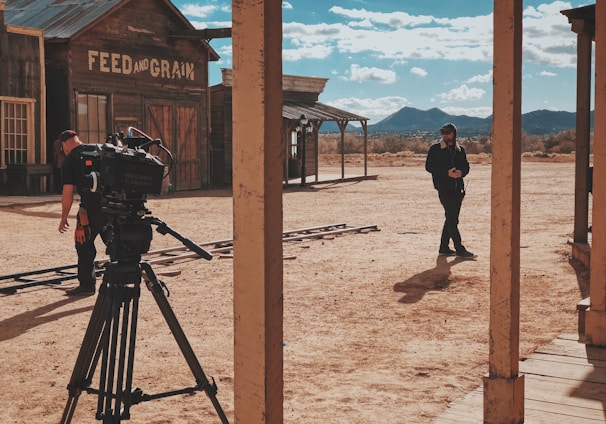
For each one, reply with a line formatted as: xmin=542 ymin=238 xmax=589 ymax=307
xmin=0 ymin=97 xmax=35 ymax=168
xmin=290 ymin=130 xmax=299 ymax=159
xmin=77 ymin=93 xmax=108 ymax=144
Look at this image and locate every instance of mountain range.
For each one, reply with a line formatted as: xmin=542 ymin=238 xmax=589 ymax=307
xmin=320 ymin=107 xmax=594 ymax=137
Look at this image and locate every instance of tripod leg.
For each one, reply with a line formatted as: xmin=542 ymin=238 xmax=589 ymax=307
xmin=141 ymin=263 xmax=230 ymax=424
xmin=61 ymin=284 xmax=111 ymax=424
xmin=96 ymin=284 xmax=141 ymax=423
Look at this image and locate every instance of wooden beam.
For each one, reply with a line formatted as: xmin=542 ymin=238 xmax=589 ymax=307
xmin=586 ymin=0 xmax=606 ymax=346
xmin=484 ymin=1 xmax=525 ymax=422
xmin=573 ymin=32 xmax=592 ymax=243
xmin=232 ymin=0 xmax=284 ymax=422
xmin=169 ymin=28 xmax=232 ymax=40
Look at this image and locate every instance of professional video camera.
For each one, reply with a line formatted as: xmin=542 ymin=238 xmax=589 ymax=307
xmin=80 ymin=127 xmax=176 ymax=261
xmin=82 ymin=127 xmax=172 ymax=200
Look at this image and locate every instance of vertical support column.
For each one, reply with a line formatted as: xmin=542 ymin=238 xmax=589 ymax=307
xmin=0 ymin=1 xmax=7 ymax=96
xmin=573 ymin=30 xmax=593 ymax=243
xmin=586 ymin=0 xmax=606 ymax=346
xmin=232 ymin=1 xmax=284 ymax=423
xmin=483 ymin=1 xmax=524 ymax=422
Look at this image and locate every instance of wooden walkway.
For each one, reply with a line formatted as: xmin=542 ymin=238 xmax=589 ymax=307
xmin=433 ymin=334 xmax=606 ymax=423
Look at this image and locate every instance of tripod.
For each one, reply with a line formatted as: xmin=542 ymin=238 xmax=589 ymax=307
xmin=60 ymin=216 xmax=229 ymax=424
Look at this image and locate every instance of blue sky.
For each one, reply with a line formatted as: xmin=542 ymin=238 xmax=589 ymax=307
xmin=174 ymin=0 xmax=591 ymax=124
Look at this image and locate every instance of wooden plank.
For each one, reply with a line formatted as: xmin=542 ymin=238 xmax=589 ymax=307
xmin=523 ymin=374 xmax=606 ymax=410
xmin=434 ymin=379 xmax=606 ymax=423
xmin=525 ymin=407 xmax=605 ymax=423
xmin=534 ymin=337 xmax=603 ymax=360
xmin=525 ymin=397 xmax=605 ymax=421
xmin=524 ymin=351 xmax=606 ymax=368
xmin=432 ymin=336 xmax=606 ymax=423
xmin=521 ymin=358 xmax=606 ymax=384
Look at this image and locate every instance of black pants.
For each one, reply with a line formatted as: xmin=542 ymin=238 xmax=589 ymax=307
xmin=75 ymin=210 xmax=106 ymax=288
xmin=438 ymin=189 xmax=465 ymax=252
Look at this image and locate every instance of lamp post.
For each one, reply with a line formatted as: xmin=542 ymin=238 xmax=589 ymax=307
xmin=297 ymin=114 xmax=313 ymax=186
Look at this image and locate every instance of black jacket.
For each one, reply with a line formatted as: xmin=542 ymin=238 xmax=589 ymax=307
xmin=61 ymin=144 xmax=102 ymax=211
xmin=425 ymin=139 xmax=470 ymax=191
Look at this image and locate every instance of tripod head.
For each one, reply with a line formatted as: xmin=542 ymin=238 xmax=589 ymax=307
xmin=101 ymin=199 xmax=212 ymax=265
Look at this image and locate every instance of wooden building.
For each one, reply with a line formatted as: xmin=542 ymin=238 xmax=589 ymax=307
xmin=0 ymin=1 xmax=47 ymax=194
xmin=210 ymin=68 xmax=368 ymax=187
xmin=4 ymin=0 xmax=219 ymax=192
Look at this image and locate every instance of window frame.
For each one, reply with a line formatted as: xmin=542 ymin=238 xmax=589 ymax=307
xmin=0 ymin=96 xmax=36 ymax=169
xmin=76 ymin=92 xmax=110 ymax=144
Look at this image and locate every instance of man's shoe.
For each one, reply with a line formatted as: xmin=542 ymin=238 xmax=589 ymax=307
xmin=439 ymin=248 xmax=456 ymax=256
xmin=66 ymin=286 xmax=95 ymax=296
xmin=456 ymin=249 xmax=477 ymax=259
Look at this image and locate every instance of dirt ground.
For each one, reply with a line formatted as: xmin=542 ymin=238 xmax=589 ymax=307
xmin=0 ymin=154 xmax=589 ymax=423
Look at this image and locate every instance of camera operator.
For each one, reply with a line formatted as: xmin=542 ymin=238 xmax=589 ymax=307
xmin=57 ymin=130 xmax=105 ymax=296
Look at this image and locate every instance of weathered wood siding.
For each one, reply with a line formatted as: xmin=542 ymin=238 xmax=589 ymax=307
xmin=44 ymin=0 xmax=212 ymax=189
xmin=2 ymin=28 xmax=44 ymax=163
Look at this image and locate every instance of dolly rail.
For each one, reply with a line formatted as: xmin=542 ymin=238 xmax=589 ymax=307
xmin=0 ymin=223 xmax=379 ymax=294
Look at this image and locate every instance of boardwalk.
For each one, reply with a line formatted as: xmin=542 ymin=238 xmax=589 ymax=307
xmin=433 ymin=334 xmax=606 ymax=423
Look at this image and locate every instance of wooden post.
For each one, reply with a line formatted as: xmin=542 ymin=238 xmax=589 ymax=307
xmin=573 ymin=29 xmax=592 ymax=244
xmin=483 ymin=1 xmax=525 ymax=422
xmin=232 ymin=0 xmax=284 ymax=422
xmin=586 ymin=0 xmax=606 ymax=346
xmin=0 ymin=2 xmax=7 ymax=97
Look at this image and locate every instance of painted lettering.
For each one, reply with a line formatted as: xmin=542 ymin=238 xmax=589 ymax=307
xmin=172 ymin=61 xmax=182 ymax=79
xmin=122 ymin=55 xmax=132 ymax=75
xmin=150 ymin=58 xmax=160 ymax=77
xmin=99 ymin=51 xmax=110 ymax=73
xmin=88 ymin=50 xmax=99 ymax=71
xmin=111 ymin=53 xmax=121 ymax=74
xmin=134 ymin=58 xmax=148 ymax=73
xmin=87 ymin=50 xmax=195 ymax=81
xmin=161 ymin=60 xmax=170 ymax=79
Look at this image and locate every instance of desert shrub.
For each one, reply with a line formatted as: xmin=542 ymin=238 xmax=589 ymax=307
xmin=551 ymin=141 xmax=575 ymax=154
xmin=342 ymin=133 xmax=364 ymax=153
xmin=521 ymin=134 xmax=545 ymax=152
xmin=319 ymin=127 xmax=590 ymax=157
xmin=319 ymin=137 xmax=338 ymax=154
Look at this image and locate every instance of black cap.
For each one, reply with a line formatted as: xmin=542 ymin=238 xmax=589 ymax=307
xmin=440 ymin=123 xmax=457 ymax=135
xmin=59 ymin=130 xmax=77 ymax=142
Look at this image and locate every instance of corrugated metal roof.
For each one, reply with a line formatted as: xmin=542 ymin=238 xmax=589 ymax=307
xmin=5 ymin=0 xmax=219 ymax=59
xmin=283 ymin=100 xmax=368 ymax=123
xmin=5 ymin=0 xmax=124 ymax=39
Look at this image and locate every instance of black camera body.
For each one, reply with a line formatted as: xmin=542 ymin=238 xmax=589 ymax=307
xmin=80 ymin=133 xmax=170 ymax=261
xmin=83 ymin=143 xmax=165 ymax=196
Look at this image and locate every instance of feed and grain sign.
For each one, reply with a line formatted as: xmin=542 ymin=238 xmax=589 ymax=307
xmin=87 ymin=50 xmax=196 ymax=81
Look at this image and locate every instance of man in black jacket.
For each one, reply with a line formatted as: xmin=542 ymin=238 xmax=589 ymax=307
xmin=58 ymin=130 xmax=105 ymax=295
xmin=425 ymin=123 xmax=476 ymax=258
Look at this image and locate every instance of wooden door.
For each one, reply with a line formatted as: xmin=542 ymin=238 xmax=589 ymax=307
xmin=145 ymin=101 xmax=201 ymax=191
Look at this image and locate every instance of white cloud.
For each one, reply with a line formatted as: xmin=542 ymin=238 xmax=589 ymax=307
xmin=190 ymin=20 xmax=232 ymax=30
xmin=327 ymin=96 xmax=409 ymax=122
xmin=540 ymin=70 xmax=557 ymax=77
xmin=464 ymin=70 xmax=492 ymax=84
xmin=438 ymin=84 xmax=486 ymax=102
xmin=277 ymin=3 xmax=578 ymax=69
xmin=410 ymin=67 xmax=428 ymax=77
xmin=343 ymin=64 xmax=397 ymax=84
xmin=441 ymin=105 xmax=492 ymax=119
xmin=283 ymin=44 xmax=334 ymax=61
xmin=283 ymin=2 xmax=293 ymax=10
xmin=329 ymin=7 xmax=436 ymax=28
xmin=522 ymin=1 xmax=578 ymax=67
xmin=180 ymin=4 xmax=217 ymax=19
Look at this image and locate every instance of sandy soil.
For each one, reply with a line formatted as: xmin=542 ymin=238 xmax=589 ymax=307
xmin=0 ymin=155 xmax=589 ymax=423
